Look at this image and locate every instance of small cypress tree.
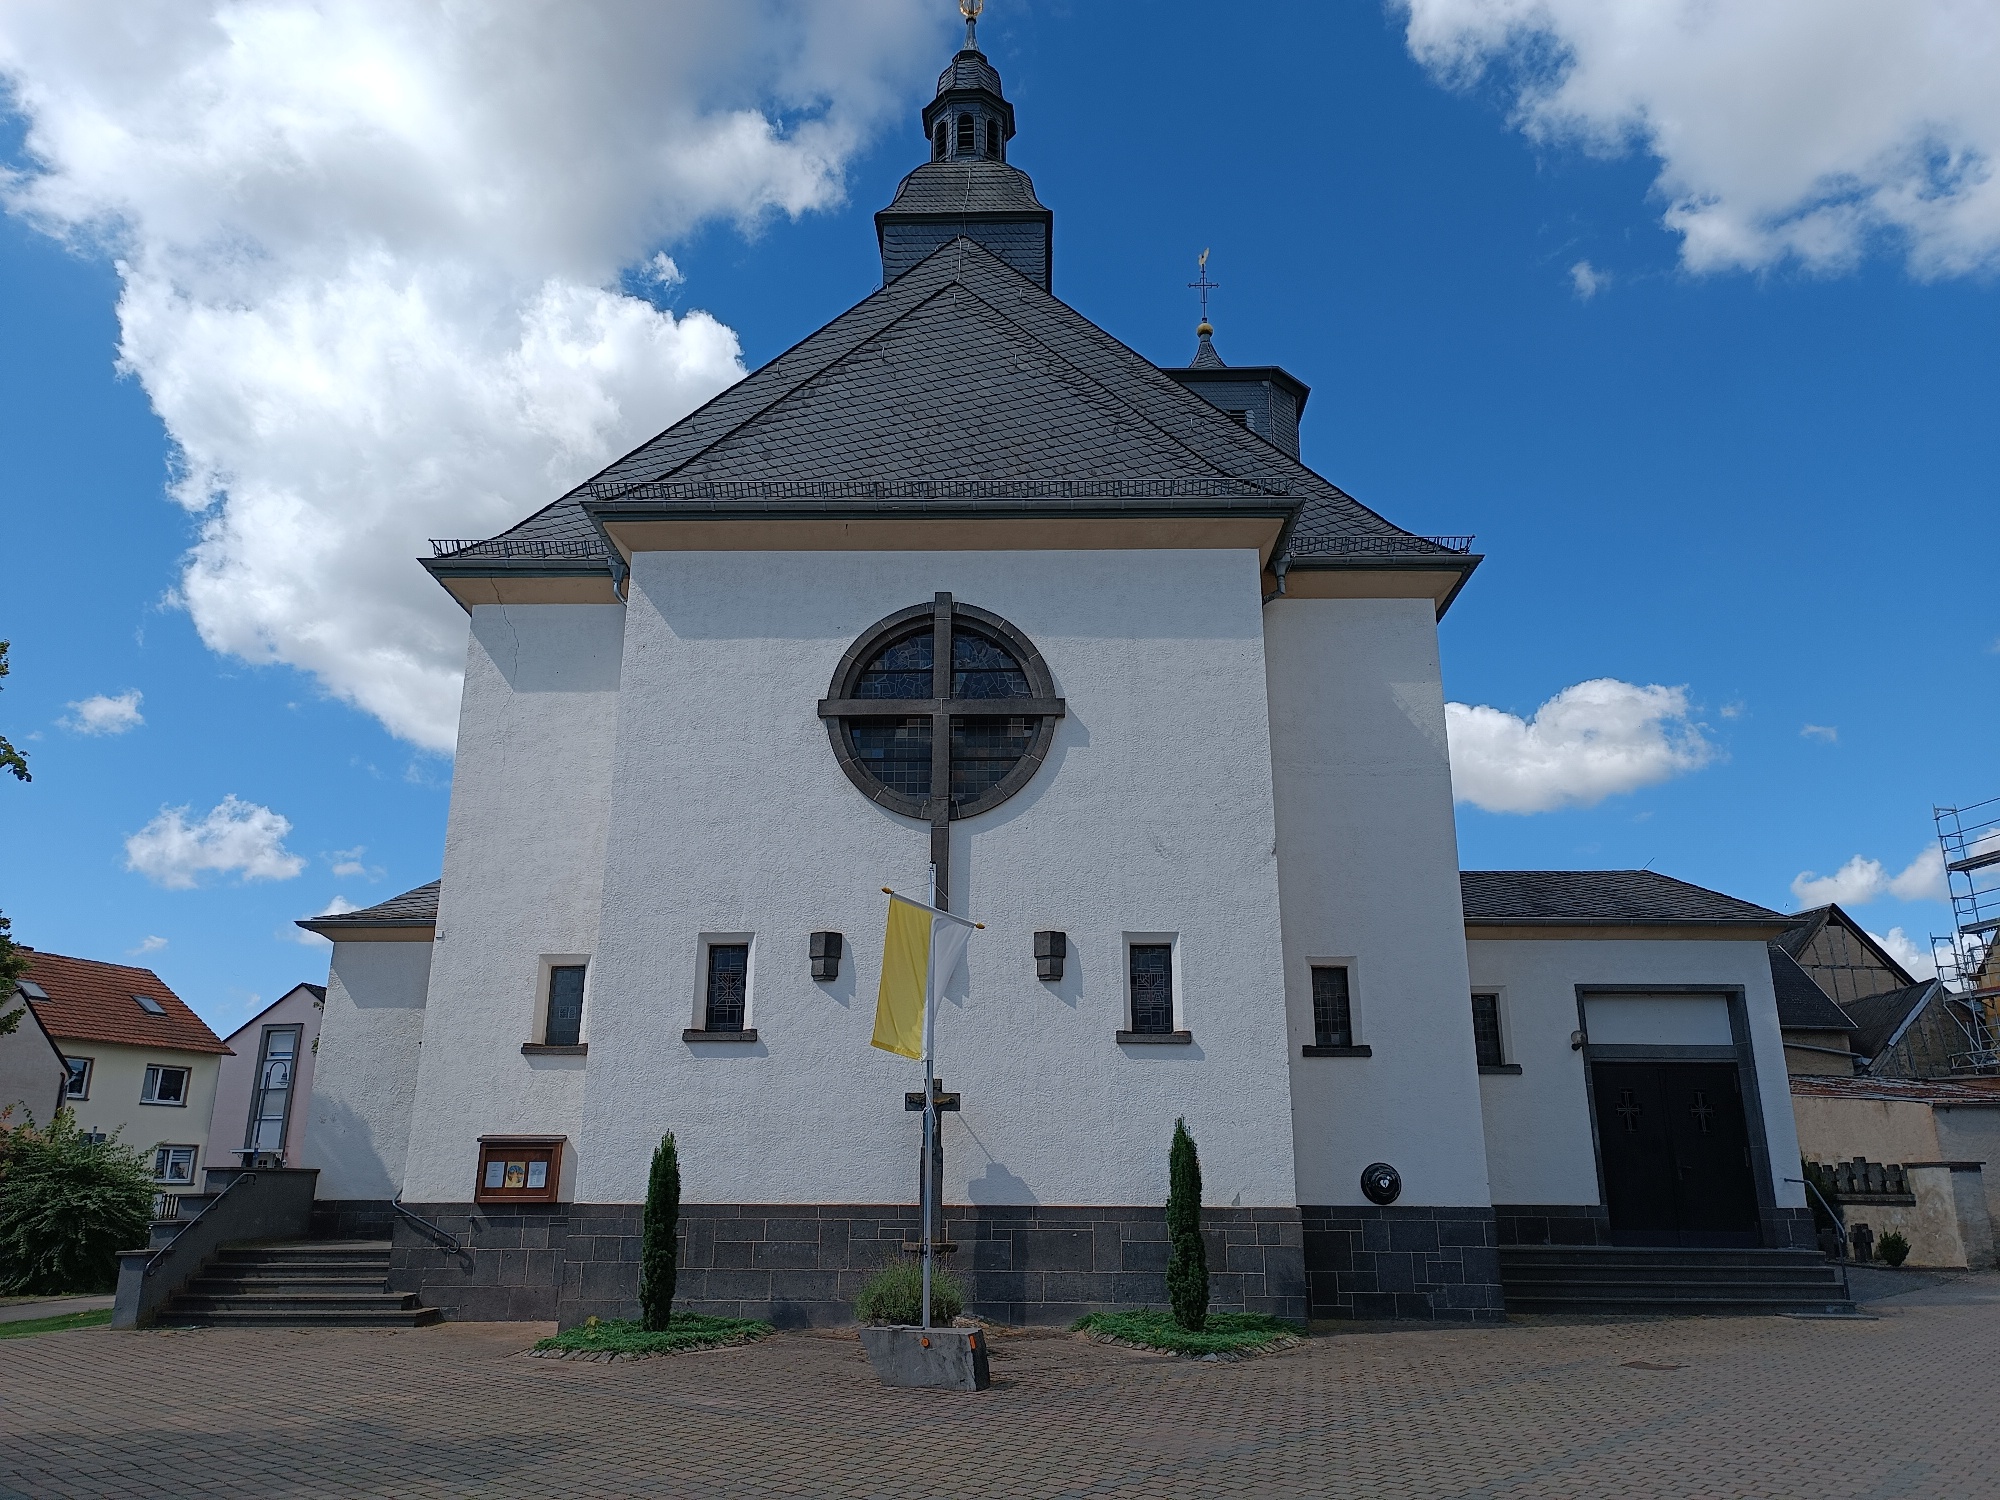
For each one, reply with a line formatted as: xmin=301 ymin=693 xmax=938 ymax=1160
xmin=1165 ymin=1116 xmax=1208 ymax=1332
xmin=639 ymin=1131 xmax=681 ymax=1332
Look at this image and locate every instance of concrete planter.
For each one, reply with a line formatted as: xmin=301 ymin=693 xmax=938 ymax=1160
xmin=858 ymin=1325 xmax=991 ymax=1391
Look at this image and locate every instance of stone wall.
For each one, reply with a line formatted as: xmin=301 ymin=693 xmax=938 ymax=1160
xmin=387 ymin=1201 xmax=1308 ymax=1329
xmin=1300 ymin=1205 xmax=1504 ymax=1322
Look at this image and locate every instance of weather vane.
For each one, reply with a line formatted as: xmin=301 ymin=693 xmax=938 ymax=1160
xmin=960 ymin=0 xmax=983 ymax=51
xmin=1189 ymin=247 xmax=1219 ymax=332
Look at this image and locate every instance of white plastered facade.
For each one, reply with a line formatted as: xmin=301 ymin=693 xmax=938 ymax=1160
xmin=1466 ymin=935 xmax=1805 ymax=1213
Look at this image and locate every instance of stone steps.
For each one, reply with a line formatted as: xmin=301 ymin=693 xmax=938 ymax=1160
xmin=155 ymin=1241 xmax=438 ymax=1329
xmin=1499 ymin=1246 xmax=1856 ymax=1316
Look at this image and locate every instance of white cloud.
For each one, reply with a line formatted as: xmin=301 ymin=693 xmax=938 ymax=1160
xmin=127 ymin=935 xmax=167 ymax=955
xmin=1718 ymin=701 xmax=1744 ymax=720
xmin=1868 ymin=926 xmax=1938 ymax=981
xmin=1446 ymin=678 xmax=1716 ymax=814
xmin=1400 ymin=1 xmax=2000 ymax=278
xmin=61 ymin=689 xmax=144 ymax=735
xmin=125 ymin=794 xmax=307 ymax=889
xmin=1801 ymin=724 xmax=1839 ymax=743
xmin=328 ymin=845 xmax=382 ymax=880
xmin=1568 ymin=259 xmax=1605 ymax=298
xmin=0 ymin=2 xmax=943 ymax=749
xmin=1790 ymin=848 xmax=1946 ymax=908
xmin=284 ymin=895 xmax=359 ymax=947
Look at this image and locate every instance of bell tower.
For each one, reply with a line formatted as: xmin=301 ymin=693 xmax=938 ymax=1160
xmin=875 ymin=1 xmax=1054 ymax=288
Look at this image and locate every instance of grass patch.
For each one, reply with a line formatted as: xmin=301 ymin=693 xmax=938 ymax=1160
xmin=532 ymin=1314 xmax=773 ymax=1356
xmin=1072 ymin=1309 xmax=1300 ymax=1357
xmin=0 ymin=1308 xmax=112 ymax=1339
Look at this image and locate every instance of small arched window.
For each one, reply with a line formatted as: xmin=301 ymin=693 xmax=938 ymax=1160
xmin=933 ymin=121 xmax=947 ymax=161
xmin=985 ymin=120 xmax=1003 ymax=160
xmin=957 ymin=113 xmax=976 ymax=156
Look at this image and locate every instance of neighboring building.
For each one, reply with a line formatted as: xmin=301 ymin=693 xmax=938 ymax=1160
xmin=1769 ymin=945 xmax=1861 ymax=1077
xmin=20 ymin=949 xmax=229 ymax=1189
xmin=299 ymin=27 xmax=1821 ymax=1326
xmin=0 ymin=982 xmax=69 ymax=1125
xmin=210 ymin=983 xmax=324 ymax=1168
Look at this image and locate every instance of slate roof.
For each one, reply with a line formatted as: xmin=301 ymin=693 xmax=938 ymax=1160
xmin=1460 ymin=870 xmax=1787 ymax=926
xmin=880 ymin=160 xmax=1047 ymax=216
xmin=1767 ymin=945 xmax=1858 ymax=1031
xmin=19 ymin=950 xmax=229 ymax=1055
xmin=1842 ymin=980 xmax=1943 ymax=1062
xmin=298 ymin=880 xmax=440 ymax=932
xmin=937 ymin=49 xmax=1005 ymax=97
xmin=430 ymin=237 xmax=1465 ymax=579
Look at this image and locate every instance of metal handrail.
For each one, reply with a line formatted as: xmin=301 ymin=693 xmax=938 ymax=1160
xmin=1786 ymin=1175 xmax=1855 ymax=1302
xmin=143 ymin=1170 xmax=254 ymax=1278
xmin=392 ymin=1198 xmax=465 ymax=1256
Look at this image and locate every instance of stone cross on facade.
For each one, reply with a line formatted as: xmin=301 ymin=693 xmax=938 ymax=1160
xmin=818 ymin=592 xmax=1064 ymax=911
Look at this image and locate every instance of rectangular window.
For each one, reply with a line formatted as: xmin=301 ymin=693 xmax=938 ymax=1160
xmin=705 ymin=944 xmax=749 ymax=1032
xmin=1471 ymin=993 xmax=1506 ymax=1068
xmin=152 ymin=1145 xmax=197 ymax=1185
xmin=545 ymin=964 xmax=587 ymax=1047
xmin=141 ymin=1065 xmax=190 ymax=1106
xmin=245 ymin=1026 xmax=301 ymax=1157
xmin=1311 ymin=966 xmax=1353 ymax=1048
xmin=474 ymin=1137 xmax=563 ymax=1205
xmin=63 ymin=1056 xmax=92 ymax=1100
xmin=1129 ymin=944 xmax=1175 ymax=1035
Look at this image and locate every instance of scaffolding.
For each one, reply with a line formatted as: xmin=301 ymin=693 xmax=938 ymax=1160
xmin=1931 ymin=796 xmax=2000 ymax=1073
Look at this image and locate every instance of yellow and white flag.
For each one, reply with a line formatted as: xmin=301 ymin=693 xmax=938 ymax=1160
xmin=871 ymin=891 xmax=976 ymax=1060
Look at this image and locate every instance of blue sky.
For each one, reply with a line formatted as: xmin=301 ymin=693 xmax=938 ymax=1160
xmin=1 ymin=2 xmax=1994 ymax=1034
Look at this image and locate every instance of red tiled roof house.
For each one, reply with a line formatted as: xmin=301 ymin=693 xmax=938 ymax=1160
xmin=20 ymin=950 xmax=230 ymax=1189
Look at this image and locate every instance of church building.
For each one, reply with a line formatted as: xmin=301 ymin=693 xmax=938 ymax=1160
xmin=300 ymin=21 xmax=1828 ymax=1326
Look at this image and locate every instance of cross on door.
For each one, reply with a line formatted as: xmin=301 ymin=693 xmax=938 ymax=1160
xmin=1615 ymin=1089 xmax=1642 ymax=1131
xmin=817 ymin=593 xmax=1064 ymax=910
xmin=1689 ymin=1091 xmax=1714 ymax=1134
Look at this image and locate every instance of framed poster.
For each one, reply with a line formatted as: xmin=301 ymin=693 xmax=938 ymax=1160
xmin=473 ymin=1135 xmax=565 ymax=1205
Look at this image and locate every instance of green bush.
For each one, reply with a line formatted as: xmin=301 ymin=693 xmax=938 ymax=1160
xmin=1074 ymin=1309 xmax=1298 ymax=1357
xmin=852 ymin=1254 xmax=965 ymax=1325
xmin=534 ymin=1313 xmax=771 ymax=1356
xmin=639 ymin=1131 xmax=680 ymax=1333
xmin=1876 ymin=1230 xmax=1911 ymax=1268
xmin=1166 ymin=1116 xmax=1208 ymax=1332
xmin=0 ymin=1110 xmax=154 ymax=1294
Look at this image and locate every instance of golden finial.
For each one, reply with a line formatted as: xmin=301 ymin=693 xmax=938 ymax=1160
xmin=960 ymin=0 xmax=984 ymax=50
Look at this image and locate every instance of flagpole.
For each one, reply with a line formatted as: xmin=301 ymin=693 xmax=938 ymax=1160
xmin=921 ymin=861 xmax=937 ymax=1332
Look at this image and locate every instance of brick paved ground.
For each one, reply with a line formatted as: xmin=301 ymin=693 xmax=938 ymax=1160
xmin=4 ymin=1277 xmax=1996 ymax=1498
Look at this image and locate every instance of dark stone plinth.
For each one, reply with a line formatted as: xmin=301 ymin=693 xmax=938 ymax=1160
xmin=1301 ymin=1205 xmax=1504 ymax=1323
xmin=385 ymin=1200 xmax=1307 ymax=1330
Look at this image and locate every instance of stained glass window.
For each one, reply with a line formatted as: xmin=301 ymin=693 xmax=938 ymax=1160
xmin=1130 ymin=945 xmax=1174 ymax=1035
xmin=1312 ymin=966 xmax=1352 ymax=1048
xmin=705 ymin=944 xmax=749 ymax=1032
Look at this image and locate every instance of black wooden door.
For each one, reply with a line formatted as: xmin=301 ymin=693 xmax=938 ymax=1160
xmin=1592 ymin=1061 xmax=1760 ymax=1247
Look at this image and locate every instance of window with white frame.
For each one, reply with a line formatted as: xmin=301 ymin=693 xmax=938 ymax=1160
xmin=141 ymin=1064 xmax=190 ymax=1105
xmin=704 ymin=943 xmax=750 ymax=1032
xmin=63 ymin=1056 xmax=93 ymax=1100
xmin=152 ymin=1145 xmax=197 ymax=1184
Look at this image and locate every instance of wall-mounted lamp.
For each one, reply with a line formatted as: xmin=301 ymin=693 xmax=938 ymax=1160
xmin=1570 ymin=1029 xmax=1587 ymax=1051
xmin=1033 ymin=930 xmax=1066 ymax=981
xmin=810 ymin=931 xmax=843 ymax=981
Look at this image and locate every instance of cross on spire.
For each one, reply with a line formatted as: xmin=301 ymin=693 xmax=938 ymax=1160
xmin=1188 ymin=247 xmax=1220 ymax=334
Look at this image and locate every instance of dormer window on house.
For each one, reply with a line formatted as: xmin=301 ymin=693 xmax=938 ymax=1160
xmin=133 ymin=994 xmax=166 ymax=1015
xmin=957 ymin=112 xmax=975 ymax=155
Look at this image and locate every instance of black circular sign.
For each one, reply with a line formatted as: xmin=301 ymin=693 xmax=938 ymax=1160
xmin=1360 ymin=1162 xmax=1402 ymax=1206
